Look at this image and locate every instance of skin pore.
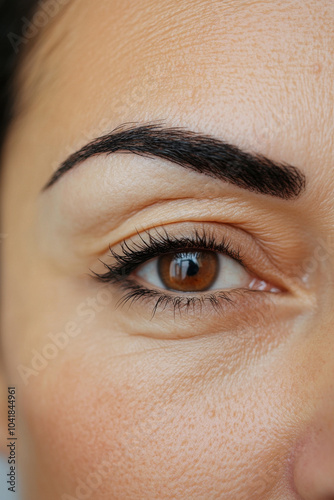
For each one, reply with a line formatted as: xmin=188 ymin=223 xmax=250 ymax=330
xmin=1 ymin=0 xmax=334 ymax=498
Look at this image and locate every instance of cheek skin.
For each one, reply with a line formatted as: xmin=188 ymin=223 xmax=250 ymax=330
xmin=18 ymin=323 xmax=306 ymax=500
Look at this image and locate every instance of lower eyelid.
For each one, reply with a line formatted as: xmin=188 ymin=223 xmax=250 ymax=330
xmin=113 ymin=278 xmax=283 ymax=326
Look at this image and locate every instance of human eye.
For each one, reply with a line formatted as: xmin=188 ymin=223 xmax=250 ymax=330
xmin=91 ymin=225 xmax=281 ymax=318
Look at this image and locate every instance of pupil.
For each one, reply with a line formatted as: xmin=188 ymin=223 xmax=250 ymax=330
xmin=182 ymin=256 xmax=199 ymax=277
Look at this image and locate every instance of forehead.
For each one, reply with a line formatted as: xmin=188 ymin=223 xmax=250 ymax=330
xmin=10 ymin=0 xmax=334 ymax=193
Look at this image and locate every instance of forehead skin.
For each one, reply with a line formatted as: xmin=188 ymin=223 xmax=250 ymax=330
xmin=6 ymin=0 xmax=334 ymax=196
xmin=1 ymin=1 xmax=334 ymax=499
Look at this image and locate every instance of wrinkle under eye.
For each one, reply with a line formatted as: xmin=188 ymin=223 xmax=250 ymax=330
xmin=158 ymin=251 xmax=219 ymax=292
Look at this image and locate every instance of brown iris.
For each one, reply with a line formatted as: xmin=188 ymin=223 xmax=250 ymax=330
xmin=158 ymin=251 xmax=219 ymax=292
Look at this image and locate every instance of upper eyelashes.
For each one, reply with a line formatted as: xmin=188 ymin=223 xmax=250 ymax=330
xmin=92 ymin=227 xmax=244 ymax=284
xmin=91 ymin=227 xmax=280 ymax=316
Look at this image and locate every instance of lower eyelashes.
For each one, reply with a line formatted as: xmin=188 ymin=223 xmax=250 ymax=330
xmin=91 ymin=227 xmax=281 ymax=317
xmin=113 ymin=279 xmax=246 ymax=318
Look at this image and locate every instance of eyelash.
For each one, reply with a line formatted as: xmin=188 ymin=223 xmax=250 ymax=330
xmin=91 ymin=228 xmax=258 ymax=317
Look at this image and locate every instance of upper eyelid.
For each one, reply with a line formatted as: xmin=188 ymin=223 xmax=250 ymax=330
xmin=90 ymin=222 xmax=303 ymax=299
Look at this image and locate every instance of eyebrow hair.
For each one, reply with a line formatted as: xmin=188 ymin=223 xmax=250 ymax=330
xmin=43 ymin=123 xmax=306 ymax=199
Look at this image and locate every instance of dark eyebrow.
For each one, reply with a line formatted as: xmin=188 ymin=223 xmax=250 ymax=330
xmin=43 ymin=123 xmax=306 ymax=199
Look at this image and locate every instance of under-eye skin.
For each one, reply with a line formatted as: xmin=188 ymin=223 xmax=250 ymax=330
xmin=92 ymin=228 xmax=281 ymax=316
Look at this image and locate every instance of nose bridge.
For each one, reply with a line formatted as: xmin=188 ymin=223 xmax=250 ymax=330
xmin=292 ymin=320 xmax=334 ymax=499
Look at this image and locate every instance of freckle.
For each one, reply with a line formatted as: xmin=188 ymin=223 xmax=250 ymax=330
xmin=312 ymin=63 xmax=322 ymax=75
xmin=207 ymin=408 xmax=216 ymax=418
